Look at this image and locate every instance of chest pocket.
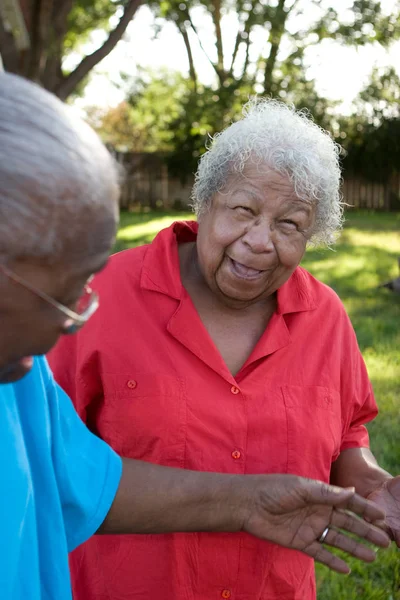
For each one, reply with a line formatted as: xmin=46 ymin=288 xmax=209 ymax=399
xmin=99 ymin=372 xmax=187 ymax=468
xmin=282 ymin=385 xmax=342 ymax=481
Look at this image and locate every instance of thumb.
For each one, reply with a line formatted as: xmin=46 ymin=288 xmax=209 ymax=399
xmin=303 ymin=481 xmax=355 ymax=506
xmin=303 ymin=481 xmax=386 ymax=521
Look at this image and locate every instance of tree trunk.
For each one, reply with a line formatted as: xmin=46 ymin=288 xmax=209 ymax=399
xmin=211 ymin=0 xmax=224 ymax=84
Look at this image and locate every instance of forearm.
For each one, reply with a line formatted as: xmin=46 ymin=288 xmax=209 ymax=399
xmin=330 ymin=448 xmax=393 ymax=497
xmin=99 ymin=458 xmax=251 ymax=535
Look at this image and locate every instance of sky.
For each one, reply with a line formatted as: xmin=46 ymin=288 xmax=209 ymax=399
xmin=69 ymin=0 xmax=400 ymax=116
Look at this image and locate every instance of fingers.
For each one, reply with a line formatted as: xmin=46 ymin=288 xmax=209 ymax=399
xmin=304 ymin=541 xmax=351 ymax=574
xmin=302 ymin=481 xmax=355 ymax=506
xmin=345 ymin=493 xmax=386 ymax=523
xmin=322 ymin=528 xmax=376 ymax=562
xmin=303 ymin=481 xmax=386 ymax=522
xmin=305 ymin=525 xmax=379 ymax=575
xmin=331 ymin=510 xmax=391 ymax=548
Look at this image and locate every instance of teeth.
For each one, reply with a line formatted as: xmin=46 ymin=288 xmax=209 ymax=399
xmin=232 ymin=259 xmax=261 ymax=276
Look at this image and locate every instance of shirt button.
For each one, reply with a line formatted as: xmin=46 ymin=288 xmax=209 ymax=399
xmin=127 ymin=380 xmax=137 ymax=389
xmin=231 ymin=450 xmax=241 ymax=460
xmin=230 ymin=385 xmax=240 ymax=395
xmin=221 ymin=590 xmax=231 ymax=599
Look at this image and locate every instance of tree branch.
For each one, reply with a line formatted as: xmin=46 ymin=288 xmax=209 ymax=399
xmin=242 ymin=32 xmax=251 ymax=77
xmin=229 ymin=0 xmax=258 ymax=79
xmin=186 ymin=13 xmax=220 ymax=81
xmin=55 ymin=0 xmax=142 ymax=100
xmin=210 ymin=0 xmax=224 ymax=83
xmin=177 ymin=22 xmax=197 ymax=92
xmin=263 ymin=0 xmax=289 ymax=94
xmin=0 ymin=13 xmax=20 ymax=72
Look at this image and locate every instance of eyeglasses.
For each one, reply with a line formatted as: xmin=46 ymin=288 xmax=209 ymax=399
xmin=0 ymin=264 xmax=99 ymax=335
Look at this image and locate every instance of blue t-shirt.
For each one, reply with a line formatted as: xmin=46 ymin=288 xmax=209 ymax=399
xmin=0 ymin=356 xmax=122 ymax=599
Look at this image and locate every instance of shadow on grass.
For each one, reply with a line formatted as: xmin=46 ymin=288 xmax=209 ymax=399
xmin=343 ymin=210 xmax=400 ymax=232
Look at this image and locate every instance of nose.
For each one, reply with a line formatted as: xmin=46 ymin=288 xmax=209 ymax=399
xmin=241 ymin=220 xmax=274 ymax=254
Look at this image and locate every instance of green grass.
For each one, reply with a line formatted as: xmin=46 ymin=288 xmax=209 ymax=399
xmin=115 ymin=209 xmax=400 ymax=599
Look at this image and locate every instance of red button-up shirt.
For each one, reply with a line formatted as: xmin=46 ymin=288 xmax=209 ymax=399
xmin=49 ymin=221 xmax=377 ymax=600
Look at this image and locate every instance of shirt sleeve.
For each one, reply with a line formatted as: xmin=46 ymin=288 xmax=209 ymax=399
xmin=40 ymin=357 xmax=122 ymax=552
xmin=338 ymin=311 xmax=378 ymax=453
xmin=340 ymin=389 xmax=377 ymax=451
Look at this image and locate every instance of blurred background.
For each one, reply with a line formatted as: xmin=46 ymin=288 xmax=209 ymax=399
xmin=0 ymin=1 xmax=399 ymax=598
xmin=1 ymin=0 xmax=400 ymax=212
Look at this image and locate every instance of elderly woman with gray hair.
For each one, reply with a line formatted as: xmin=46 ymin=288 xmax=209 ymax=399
xmin=49 ymin=100 xmax=400 ymax=600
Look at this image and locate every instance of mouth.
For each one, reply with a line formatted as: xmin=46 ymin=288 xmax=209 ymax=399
xmin=228 ymin=257 xmax=265 ymax=280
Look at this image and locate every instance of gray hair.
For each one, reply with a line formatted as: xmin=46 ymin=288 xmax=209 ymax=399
xmin=191 ymin=98 xmax=344 ymax=246
xmin=0 ymin=73 xmax=120 ymax=263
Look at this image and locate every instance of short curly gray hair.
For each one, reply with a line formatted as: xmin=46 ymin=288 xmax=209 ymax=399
xmin=191 ymin=99 xmax=344 ymax=246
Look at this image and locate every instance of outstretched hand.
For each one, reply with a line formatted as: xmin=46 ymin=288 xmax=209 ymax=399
xmin=367 ymin=475 xmax=400 ymax=547
xmin=243 ymin=474 xmax=390 ymax=573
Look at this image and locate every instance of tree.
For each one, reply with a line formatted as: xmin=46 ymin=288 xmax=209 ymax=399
xmin=85 ymin=67 xmax=188 ymax=151
xmin=0 ymin=0 xmax=143 ymax=100
xmin=338 ymin=67 xmax=400 ymax=185
xmin=140 ymin=0 xmax=400 ymax=176
xmin=149 ymin=0 xmax=400 ymax=99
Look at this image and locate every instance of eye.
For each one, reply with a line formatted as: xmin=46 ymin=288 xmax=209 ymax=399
xmin=234 ymin=205 xmax=253 ymax=214
xmin=280 ymin=219 xmax=298 ymax=228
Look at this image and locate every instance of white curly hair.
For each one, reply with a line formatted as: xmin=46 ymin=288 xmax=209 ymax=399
xmin=191 ymin=98 xmax=344 ymax=246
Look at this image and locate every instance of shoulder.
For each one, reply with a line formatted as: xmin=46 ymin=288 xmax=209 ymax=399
xmin=91 ymin=244 xmax=149 ymax=299
xmin=102 ymin=244 xmax=148 ymax=278
xmin=297 ymin=266 xmax=347 ymax=313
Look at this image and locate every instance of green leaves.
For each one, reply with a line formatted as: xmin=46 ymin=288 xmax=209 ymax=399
xmin=65 ymin=0 xmax=122 ymax=52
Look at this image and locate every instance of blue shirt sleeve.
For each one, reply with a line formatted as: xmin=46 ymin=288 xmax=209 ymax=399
xmin=40 ymin=358 xmax=122 ymax=551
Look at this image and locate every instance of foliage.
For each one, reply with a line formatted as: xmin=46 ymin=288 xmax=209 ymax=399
xmin=147 ymin=0 xmax=397 ymax=174
xmin=64 ymin=0 xmax=120 ymax=53
xmin=0 ymin=0 xmax=141 ymax=99
xmin=114 ymin=209 xmax=400 ymax=599
xmin=337 ymin=67 xmax=400 ymax=182
xmin=86 ymin=68 xmax=188 ymax=151
xmin=88 ymin=0 xmax=400 ymax=177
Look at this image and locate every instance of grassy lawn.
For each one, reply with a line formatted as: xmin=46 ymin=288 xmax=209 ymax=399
xmin=115 ymin=209 xmax=400 ymax=599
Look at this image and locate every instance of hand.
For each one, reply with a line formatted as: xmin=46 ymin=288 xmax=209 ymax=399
xmin=242 ymin=474 xmax=390 ymax=574
xmin=367 ymin=475 xmax=400 ymax=546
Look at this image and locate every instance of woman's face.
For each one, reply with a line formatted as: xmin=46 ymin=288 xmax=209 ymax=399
xmin=196 ymin=163 xmax=316 ymax=307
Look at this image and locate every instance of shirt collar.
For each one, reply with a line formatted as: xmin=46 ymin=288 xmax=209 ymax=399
xmin=276 ymin=267 xmax=317 ymax=314
xmin=141 ymin=220 xmax=198 ymax=299
xmin=141 ymin=220 xmax=317 ymax=313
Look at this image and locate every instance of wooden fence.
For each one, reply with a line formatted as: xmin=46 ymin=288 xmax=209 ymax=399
xmin=342 ymin=172 xmax=400 ymax=210
xmin=114 ymin=152 xmax=400 ymax=212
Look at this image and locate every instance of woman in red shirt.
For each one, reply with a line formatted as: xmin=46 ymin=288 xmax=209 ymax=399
xmin=49 ymin=99 xmax=399 ymax=600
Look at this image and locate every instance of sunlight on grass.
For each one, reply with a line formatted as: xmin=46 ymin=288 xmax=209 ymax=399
xmin=114 ymin=210 xmax=400 ymax=600
xmin=118 ymin=215 xmax=192 ymax=242
xmin=115 ymin=212 xmax=192 ymax=252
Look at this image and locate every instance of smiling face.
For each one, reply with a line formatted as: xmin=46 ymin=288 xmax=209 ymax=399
xmin=195 ymin=163 xmax=316 ymax=308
